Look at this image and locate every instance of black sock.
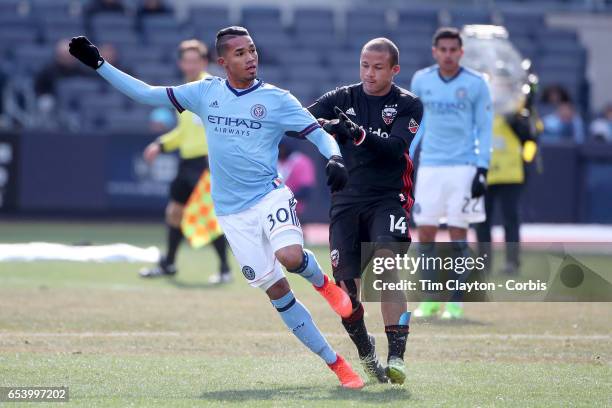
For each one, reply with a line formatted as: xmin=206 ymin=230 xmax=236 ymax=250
xmin=165 ymin=226 xmax=183 ymax=265
xmin=212 ymin=235 xmax=229 ymax=273
xmin=341 ymin=304 xmax=373 ymax=358
xmin=385 ymin=325 xmax=409 ymax=361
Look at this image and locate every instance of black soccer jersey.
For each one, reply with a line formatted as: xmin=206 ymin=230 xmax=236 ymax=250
xmin=308 ymin=83 xmax=423 ymax=212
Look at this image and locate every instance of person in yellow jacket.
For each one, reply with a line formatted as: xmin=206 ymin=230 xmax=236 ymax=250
xmin=475 ymin=98 xmax=541 ymax=275
xmin=139 ymin=39 xmax=231 ymax=283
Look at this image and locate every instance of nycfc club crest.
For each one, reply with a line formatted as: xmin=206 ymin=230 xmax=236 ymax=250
xmin=250 ymin=104 xmax=267 ymax=119
xmin=456 ymin=87 xmax=468 ymax=99
xmin=242 ymin=265 xmax=256 ymax=280
xmin=330 ymin=249 xmax=340 ymax=268
xmin=382 ymin=106 xmax=397 ymax=125
xmin=408 ymin=118 xmax=419 ymax=134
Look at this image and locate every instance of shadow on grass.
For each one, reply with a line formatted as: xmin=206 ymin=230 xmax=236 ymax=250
xmin=417 ymin=316 xmax=489 ymax=326
xmin=166 ymin=278 xmax=223 ymax=290
xmin=199 ymin=385 xmax=411 ymax=402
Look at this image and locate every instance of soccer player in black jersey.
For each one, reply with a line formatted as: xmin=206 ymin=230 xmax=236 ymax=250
xmin=307 ymin=38 xmax=423 ymax=384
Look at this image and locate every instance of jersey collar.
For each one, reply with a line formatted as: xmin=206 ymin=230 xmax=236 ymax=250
xmin=225 ymin=78 xmax=263 ymax=96
xmin=438 ymin=67 xmax=463 ymax=83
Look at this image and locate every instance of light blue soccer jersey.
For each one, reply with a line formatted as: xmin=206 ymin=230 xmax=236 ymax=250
xmin=97 ymin=63 xmax=339 ymax=215
xmin=410 ymin=65 xmax=493 ymax=168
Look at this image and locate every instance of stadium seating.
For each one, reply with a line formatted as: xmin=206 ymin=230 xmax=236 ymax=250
xmin=189 ymin=6 xmax=231 ymax=46
xmin=2 ymin=2 xmax=589 ymax=133
xmin=448 ymin=9 xmax=493 ymax=27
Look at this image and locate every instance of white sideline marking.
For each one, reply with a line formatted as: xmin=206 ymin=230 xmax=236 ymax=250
xmin=0 ymin=332 xmax=609 ymax=341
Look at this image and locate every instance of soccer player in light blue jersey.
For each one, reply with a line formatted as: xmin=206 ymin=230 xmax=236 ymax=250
xmin=68 ymin=26 xmax=364 ymax=388
xmin=410 ymin=27 xmax=493 ymax=319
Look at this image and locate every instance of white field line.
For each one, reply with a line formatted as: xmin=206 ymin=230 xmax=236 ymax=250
xmin=0 ymin=331 xmax=609 ymax=341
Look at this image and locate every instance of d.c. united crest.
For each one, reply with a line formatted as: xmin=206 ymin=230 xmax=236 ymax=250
xmin=382 ymin=107 xmax=397 ymax=125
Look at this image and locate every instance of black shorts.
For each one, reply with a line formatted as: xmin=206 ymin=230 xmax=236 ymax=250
xmin=329 ymin=198 xmax=411 ymax=281
xmin=170 ymin=156 xmax=208 ymax=204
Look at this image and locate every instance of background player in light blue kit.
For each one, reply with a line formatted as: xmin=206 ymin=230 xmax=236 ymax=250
xmin=68 ymin=26 xmax=364 ymax=388
xmin=410 ymin=27 xmax=493 ymax=319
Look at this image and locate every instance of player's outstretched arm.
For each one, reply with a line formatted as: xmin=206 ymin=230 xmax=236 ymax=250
xmin=68 ymin=36 xmax=172 ymax=108
xmin=332 ymin=104 xmax=423 ymax=160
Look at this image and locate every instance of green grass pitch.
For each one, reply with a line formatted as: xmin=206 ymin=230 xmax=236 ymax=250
xmin=1 ymin=221 xmax=611 ymax=407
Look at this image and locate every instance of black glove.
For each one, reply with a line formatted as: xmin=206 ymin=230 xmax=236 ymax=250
xmin=471 ymin=167 xmax=488 ymax=198
xmin=321 ymin=118 xmax=349 ymax=145
xmin=333 ymin=106 xmax=364 ymax=143
xmin=326 ymin=155 xmax=348 ymax=193
xmin=69 ymin=36 xmax=104 ymax=69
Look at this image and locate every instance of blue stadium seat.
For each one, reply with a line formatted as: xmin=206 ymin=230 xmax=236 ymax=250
xmin=0 ymin=25 xmax=38 ymax=46
xmin=30 ymin=0 xmax=74 ymax=18
xmin=448 ymin=9 xmax=492 ymax=27
xmin=42 ymin=21 xmax=86 ymax=44
xmin=14 ymin=45 xmax=55 ymax=75
xmin=345 ymin=29 xmax=392 ymax=50
xmin=346 ymin=8 xmax=388 ymax=29
xmin=141 ymin=15 xmax=182 ymax=33
xmin=536 ymin=54 xmax=585 ymax=72
xmin=399 ymin=66 xmax=420 ymax=84
xmin=393 ymin=22 xmax=436 ymax=39
xmin=280 ymin=48 xmax=323 ymax=67
xmin=287 ymin=64 xmax=331 ymax=84
xmin=501 ymin=11 xmax=544 ymax=36
xmin=324 ymin=49 xmax=359 ymax=70
xmin=105 ymin=109 xmax=152 ymax=132
xmin=242 ymin=6 xmax=281 ymax=24
xmin=133 ymin=64 xmax=178 ymax=83
xmin=332 ymin=65 xmax=360 ymax=86
xmin=397 ymin=8 xmax=439 ymax=27
xmin=242 ymin=7 xmax=283 ymax=37
xmin=285 ymin=81 xmax=319 ymax=106
xmin=189 ymin=6 xmax=231 ymax=36
xmin=254 ymin=36 xmax=294 ymax=65
xmin=56 ymin=78 xmax=106 ymax=112
xmin=80 ymin=94 xmax=126 ymax=114
xmin=94 ymin=30 xmax=141 ymax=48
xmin=0 ymin=0 xmax=22 ymax=18
xmin=510 ymin=35 xmax=538 ymax=60
xmin=90 ymin=13 xmax=135 ymax=32
xmin=293 ymin=8 xmax=335 ymax=37
xmin=146 ymin=31 xmax=192 ymax=49
xmin=116 ymin=45 xmax=167 ymax=66
xmin=536 ymin=28 xmax=578 ymax=44
xmin=392 ymin=34 xmax=435 ymax=57
xmin=257 ymin=65 xmax=285 ymax=85
xmin=293 ymin=31 xmax=337 ymax=50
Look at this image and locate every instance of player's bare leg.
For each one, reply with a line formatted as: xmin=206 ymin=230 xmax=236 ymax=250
xmin=140 ymin=201 xmax=184 ymax=277
xmin=266 ymin=277 xmax=363 ymax=389
xmin=414 ymin=225 xmax=442 ymax=317
xmin=277 ymin=244 xmax=351 ymax=318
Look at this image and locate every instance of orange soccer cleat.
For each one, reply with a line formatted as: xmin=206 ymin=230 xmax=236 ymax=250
xmin=314 ymin=274 xmax=352 ymax=318
xmin=328 ymin=354 xmax=365 ymax=389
